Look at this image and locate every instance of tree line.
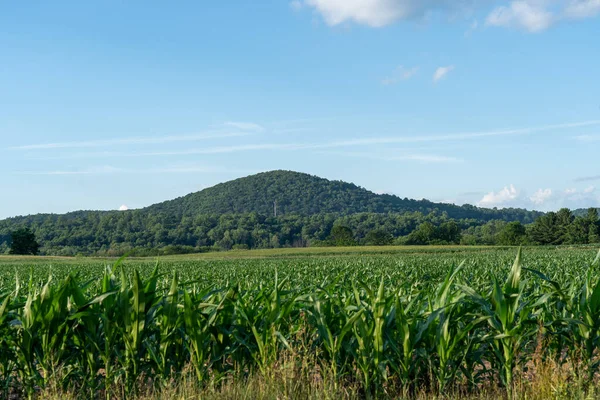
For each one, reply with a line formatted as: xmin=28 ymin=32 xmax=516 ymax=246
xmin=2 ymin=207 xmax=599 ymax=256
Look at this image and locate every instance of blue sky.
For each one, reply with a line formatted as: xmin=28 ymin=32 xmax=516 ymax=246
xmin=1 ymin=0 xmax=600 ymax=219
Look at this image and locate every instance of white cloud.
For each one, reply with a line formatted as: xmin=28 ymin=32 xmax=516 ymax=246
xmin=564 ymin=0 xmax=600 ymax=19
xmin=530 ymin=188 xmax=553 ymax=204
xmin=486 ymin=1 xmax=554 ymax=32
xmin=486 ymin=0 xmax=600 ymax=32
xmin=477 ymin=184 xmax=599 ymax=210
xmin=433 ymin=65 xmax=455 ymax=82
xmin=299 ymin=0 xmax=600 ymax=31
xmin=302 ymin=0 xmax=464 ymax=27
xmin=223 ymin=121 xmax=265 ymax=132
xmin=382 ymin=65 xmax=419 ymax=85
xmin=478 ymin=184 xmax=520 ymax=207
xmin=119 ymin=205 xmax=129 ymax=211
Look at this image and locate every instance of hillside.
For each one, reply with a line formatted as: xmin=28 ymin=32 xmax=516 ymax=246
xmin=574 ymin=208 xmax=600 ymax=218
xmin=0 ymin=170 xmax=545 ymax=255
xmin=147 ymin=170 xmax=542 ymax=222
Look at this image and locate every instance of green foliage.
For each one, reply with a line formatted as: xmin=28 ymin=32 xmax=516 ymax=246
xmin=529 ymin=212 xmax=563 ymax=245
xmin=146 ymin=170 xmax=542 ymax=221
xmin=363 ymin=229 xmax=393 ymax=246
xmin=587 ymin=208 xmax=600 ymax=244
xmin=404 ymin=221 xmax=462 ymax=245
xmin=9 ymin=228 xmax=40 ymax=255
xmin=0 ymin=171 xmax=543 ymax=255
xmin=329 ymin=225 xmax=356 ymax=246
xmin=496 ymin=221 xmax=528 ymax=246
xmin=0 ymin=248 xmax=600 ymax=397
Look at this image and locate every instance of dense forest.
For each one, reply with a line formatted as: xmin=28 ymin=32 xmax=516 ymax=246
xmin=146 ymin=171 xmax=543 ymax=222
xmin=1 ymin=170 xmax=596 ymax=256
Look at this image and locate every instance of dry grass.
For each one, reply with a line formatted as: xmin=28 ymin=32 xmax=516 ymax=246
xmin=30 ymin=353 xmax=600 ymax=400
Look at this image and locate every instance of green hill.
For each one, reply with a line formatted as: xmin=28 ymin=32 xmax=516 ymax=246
xmin=147 ymin=170 xmax=541 ymax=221
xmin=0 ymin=170 xmax=544 ymax=255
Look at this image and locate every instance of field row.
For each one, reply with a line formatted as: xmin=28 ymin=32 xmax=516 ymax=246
xmin=1 ymin=248 xmax=600 ymax=398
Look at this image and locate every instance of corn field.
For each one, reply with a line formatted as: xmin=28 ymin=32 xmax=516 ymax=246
xmin=1 ymin=247 xmax=600 ymax=398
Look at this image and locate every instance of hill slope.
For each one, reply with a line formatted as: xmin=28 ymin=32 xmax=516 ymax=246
xmin=0 ymin=170 xmax=544 ymax=255
xmin=147 ymin=170 xmax=541 ymax=222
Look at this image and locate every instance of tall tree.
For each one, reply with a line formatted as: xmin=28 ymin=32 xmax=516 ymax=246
xmin=588 ymin=208 xmax=600 ymax=244
xmin=9 ymin=228 xmax=40 ymax=255
xmin=437 ymin=221 xmax=462 ymax=244
xmin=567 ymin=217 xmax=589 ymax=244
xmin=497 ymin=221 xmax=528 ymax=246
xmin=528 ymin=212 xmax=562 ymax=245
xmin=556 ymin=208 xmax=574 ymax=243
xmin=330 ymin=225 xmax=356 ymax=246
xmin=364 ymin=229 xmax=393 ymax=246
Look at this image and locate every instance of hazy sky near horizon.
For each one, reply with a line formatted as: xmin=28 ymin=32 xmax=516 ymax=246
xmin=1 ymin=1 xmax=600 ymax=219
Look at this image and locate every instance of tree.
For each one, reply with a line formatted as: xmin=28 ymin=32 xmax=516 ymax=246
xmin=587 ymin=208 xmax=600 ymax=244
xmin=589 ymin=225 xmax=600 ymax=244
xmin=330 ymin=225 xmax=356 ymax=246
xmin=364 ymin=229 xmax=393 ymax=246
xmin=567 ymin=217 xmax=589 ymax=244
xmin=496 ymin=221 xmax=528 ymax=246
xmin=556 ymin=208 xmax=574 ymax=244
xmin=9 ymin=228 xmax=40 ymax=255
xmin=528 ymin=212 xmax=562 ymax=245
xmin=436 ymin=221 xmax=462 ymax=244
xmin=404 ymin=222 xmax=436 ymax=245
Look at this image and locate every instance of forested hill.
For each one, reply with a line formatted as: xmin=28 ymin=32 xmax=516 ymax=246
xmin=0 ymin=170 xmax=546 ymax=255
xmin=574 ymin=208 xmax=600 ymax=218
xmin=147 ymin=170 xmax=541 ymax=222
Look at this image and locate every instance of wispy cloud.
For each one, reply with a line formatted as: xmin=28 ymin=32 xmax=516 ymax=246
xmin=16 ymin=166 xmax=124 ymax=175
xmin=478 ymin=182 xmax=599 ymax=210
xmin=529 ymin=188 xmax=553 ymax=205
xmin=299 ymin=0 xmax=476 ymax=27
xmin=9 ymin=131 xmax=249 ymax=151
xmin=486 ymin=0 xmax=600 ymax=33
xmin=223 ymin=121 xmax=264 ymax=131
xmin=464 ymin=19 xmax=479 ymax=36
xmin=318 ymin=150 xmax=463 ymax=163
xmin=24 ymin=120 xmax=600 ymax=160
xmin=382 ymin=65 xmax=419 ymax=85
xmin=15 ymin=165 xmax=255 ymax=176
xmin=433 ymin=65 xmax=455 ymax=83
xmin=138 ymin=144 xmax=301 ymax=156
xmin=575 ymin=134 xmax=600 ymax=142
xmin=299 ymin=0 xmax=600 ymax=32
xmin=478 ymin=184 xmax=521 ymax=207
xmin=317 ymin=120 xmax=600 ymax=146
xmin=486 ymin=1 xmax=554 ymax=33
xmin=575 ymin=175 xmax=600 ymax=183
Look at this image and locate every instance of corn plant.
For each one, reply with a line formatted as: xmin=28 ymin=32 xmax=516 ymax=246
xmin=307 ymin=285 xmax=364 ymax=389
xmin=0 ymin=248 xmax=599 ymax=398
